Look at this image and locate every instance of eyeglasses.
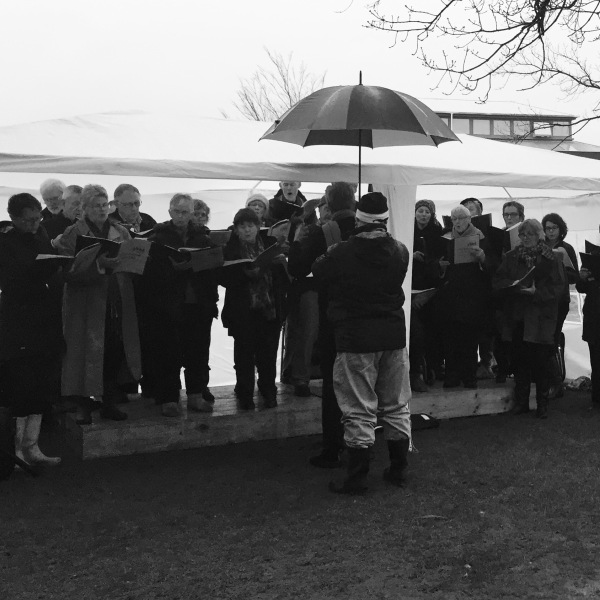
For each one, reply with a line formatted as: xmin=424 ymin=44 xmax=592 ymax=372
xmin=90 ymin=202 xmax=109 ymax=210
xmin=518 ymin=231 xmax=537 ymax=239
xmin=17 ymin=215 xmax=41 ymax=225
xmin=503 ymin=212 xmax=519 ymax=218
xmin=171 ymin=209 xmax=191 ymax=216
xmin=544 ymin=225 xmax=559 ymax=232
xmin=119 ymin=201 xmax=141 ymax=208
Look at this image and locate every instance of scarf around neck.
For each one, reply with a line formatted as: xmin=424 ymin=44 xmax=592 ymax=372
xmin=517 ymin=240 xmax=555 ymax=268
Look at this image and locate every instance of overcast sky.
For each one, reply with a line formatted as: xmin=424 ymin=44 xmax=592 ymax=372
xmin=1 ymin=0 xmax=599 ymax=143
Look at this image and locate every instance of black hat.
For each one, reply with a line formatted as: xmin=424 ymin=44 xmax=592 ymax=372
xmin=356 ymin=192 xmax=389 ymax=223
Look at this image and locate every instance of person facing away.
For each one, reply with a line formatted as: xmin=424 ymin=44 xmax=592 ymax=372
xmin=312 ymin=191 xmax=412 ymax=495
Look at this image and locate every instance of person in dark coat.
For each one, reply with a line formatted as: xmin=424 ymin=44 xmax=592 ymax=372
xmin=39 ymin=178 xmax=66 ymax=220
xmin=493 ymin=219 xmax=566 ymax=418
xmin=410 ymin=199 xmax=444 ymax=392
xmin=220 ymin=208 xmax=288 ymax=410
xmin=312 ymin=191 xmax=411 ymax=494
xmin=110 ymin=183 xmax=157 ymax=233
xmin=438 ymin=205 xmax=495 ymax=389
xmin=141 ymin=194 xmax=219 ymax=417
xmin=542 ymin=212 xmax=578 ymax=398
xmin=288 ymin=182 xmax=356 ymax=468
xmin=577 ymin=264 xmax=600 ymax=407
xmin=42 ymin=185 xmax=83 ymax=241
xmin=265 ymin=181 xmax=307 ymax=226
xmin=0 ymin=193 xmax=63 ymax=466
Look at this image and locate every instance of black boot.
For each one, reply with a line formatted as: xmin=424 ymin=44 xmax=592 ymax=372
xmin=329 ymin=447 xmax=370 ymax=495
xmin=512 ymin=381 xmax=531 ymax=415
xmin=383 ymin=438 xmax=409 ymax=487
xmin=536 ymin=393 xmax=549 ymax=419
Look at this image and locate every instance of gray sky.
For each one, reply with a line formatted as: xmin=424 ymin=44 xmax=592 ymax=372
xmin=1 ymin=0 xmax=599 ymax=142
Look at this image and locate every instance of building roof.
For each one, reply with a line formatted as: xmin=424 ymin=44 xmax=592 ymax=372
xmin=424 ymin=98 xmax=575 ymax=120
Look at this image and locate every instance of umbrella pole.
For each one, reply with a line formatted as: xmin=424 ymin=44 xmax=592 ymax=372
xmin=358 ymin=129 xmax=362 ymax=198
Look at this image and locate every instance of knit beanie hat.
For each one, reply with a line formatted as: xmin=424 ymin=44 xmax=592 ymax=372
xmin=246 ymin=193 xmax=269 ymax=211
xmin=415 ymin=199 xmax=436 ymax=217
xmin=356 ymin=192 xmax=389 ymax=223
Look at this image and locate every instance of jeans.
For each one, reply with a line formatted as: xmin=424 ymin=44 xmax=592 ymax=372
xmin=333 ymin=347 xmax=412 ymax=449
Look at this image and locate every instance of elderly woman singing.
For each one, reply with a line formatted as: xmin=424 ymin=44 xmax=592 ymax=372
xmin=493 ymin=219 xmax=566 ymax=418
xmin=57 ymin=184 xmax=141 ymax=424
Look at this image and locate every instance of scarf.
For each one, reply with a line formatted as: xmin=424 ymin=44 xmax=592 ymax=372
xmin=450 ymin=222 xmax=484 ymax=240
xmin=517 ymin=240 xmax=555 ymax=268
xmin=240 ymin=235 xmax=276 ymax=320
xmin=85 ymin=217 xmax=111 ymax=239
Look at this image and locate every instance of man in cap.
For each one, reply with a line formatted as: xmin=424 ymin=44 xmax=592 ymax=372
xmin=312 ymin=191 xmax=412 ymax=494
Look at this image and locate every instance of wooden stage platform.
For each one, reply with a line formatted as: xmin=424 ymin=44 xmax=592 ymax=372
xmin=62 ymin=379 xmax=519 ymax=460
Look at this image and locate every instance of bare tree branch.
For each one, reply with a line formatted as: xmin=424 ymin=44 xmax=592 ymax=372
xmin=228 ymin=49 xmax=326 ymax=121
xmin=365 ymin=0 xmax=600 ymax=118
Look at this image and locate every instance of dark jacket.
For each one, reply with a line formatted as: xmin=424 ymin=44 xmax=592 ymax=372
xmin=142 ymin=221 xmax=219 ymax=321
xmin=437 ymin=233 xmax=495 ymax=325
xmin=493 ymin=248 xmax=566 ymax=345
xmin=219 ymin=231 xmax=288 ymax=335
xmin=265 ymin=189 xmax=308 ymax=226
xmin=312 ymin=225 xmax=409 ymax=353
xmin=412 ymin=219 xmax=444 ymax=290
xmin=577 ymin=277 xmax=600 ymax=345
xmin=111 ymin=210 xmax=157 ymax=233
xmin=42 ymin=212 xmax=76 ymax=240
xmin=0 ymin=222 xmax=63 ymax=361
xmin=288 ymin=210 xmax=356 ymax=295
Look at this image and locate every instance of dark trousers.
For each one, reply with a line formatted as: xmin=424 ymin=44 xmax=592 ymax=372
xmin=588 ymin=343 xmax=600 ymax=405
xmin=511 ymin=323 xmax=553 ymax=404
xmin=0 ymin=354 xmax=61 ymax=417
xmin=443 ymin=321 xmax=479 ymax=384
xmin=320 ymin=323 xmax=344 ymax=457
xmin=233 ymin=313 xmax=281 ymax=400
xmin=146 ymin=305 xmax=214 ymax=405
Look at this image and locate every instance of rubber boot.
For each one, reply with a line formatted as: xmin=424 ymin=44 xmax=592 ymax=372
xmin=21 ymin=415 xmax=61 ymax=466
xmin=383 ymin=438 xmax=410 ymax=487
xmin=329 ymin=447 xmax=370 ymax=495
xmin=14 ymin=417 xmax=27 ymax=464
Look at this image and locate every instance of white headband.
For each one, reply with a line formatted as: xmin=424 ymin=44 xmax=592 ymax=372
xmin=356 ymin=209 xmax=389 ymax=223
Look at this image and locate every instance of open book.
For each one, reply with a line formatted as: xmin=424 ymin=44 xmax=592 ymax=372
xmin=496 ymin=266 xmax=536 ymax=290
xmin=453 ymin=234 xmax=480 ymax=264
xmin=179 ymin=246 xmax=224 ymax=272
xmin=74 ymin=236 xmax=152 ymax=275
xmin=223 ymin=243 xmax=285 ymax=269
xmin=35 ymin=254 xmax=72 ymax=261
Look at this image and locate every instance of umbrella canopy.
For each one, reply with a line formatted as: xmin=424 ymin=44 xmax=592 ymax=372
xmin=260 ymin=85 xmax=460 ymax=148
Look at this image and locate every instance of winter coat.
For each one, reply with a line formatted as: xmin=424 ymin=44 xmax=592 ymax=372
xmin=0 ymin=222 xmax=63 ymax=361
xmin=265 ymin=189 xmax=308 ymax=226
xmin=436 ymin=230 xmax=495 ymax=325
xmin=110 ymin=210 xmax=157 ymax=233
xmin=576 ymin=277 xmax=600 ymax=345
xmin=58 ymin=219 xmax=141 ymax=396
xmin=141 ymin=221 xmax=219 ymax=321
xmin=412 ymin=219 xmax=444 ymax=291
xmin=220 ymin=231 xmax=289 ymax=336
xmin=493 ymin=247 xmax=566 ymax=345
xmin=312 ymin=226 xmax=409 ymax=353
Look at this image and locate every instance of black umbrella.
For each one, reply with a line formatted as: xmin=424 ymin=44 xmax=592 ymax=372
xmin=260 ymin=73 xmax=460 ymax=191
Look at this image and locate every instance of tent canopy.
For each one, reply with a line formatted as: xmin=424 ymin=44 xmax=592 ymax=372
xmin=0 ymin=111 xmax=599 ymax=191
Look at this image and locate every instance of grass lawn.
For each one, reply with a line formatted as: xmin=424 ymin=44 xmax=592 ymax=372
xmin=2 ymin=389 xmax=600 ymax=599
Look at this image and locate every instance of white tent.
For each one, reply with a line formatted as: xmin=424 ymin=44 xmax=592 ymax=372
xmin=1 ymin=111 xmax=599 ymax=382
xmin=1 ymin=110 xmax=600 ymax=190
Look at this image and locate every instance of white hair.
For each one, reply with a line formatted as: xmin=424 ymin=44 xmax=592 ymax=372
xmin=40 ymin=178 xmax=66 ymax=198
xmin=451 ymin=205 xmax=471 ymax=219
